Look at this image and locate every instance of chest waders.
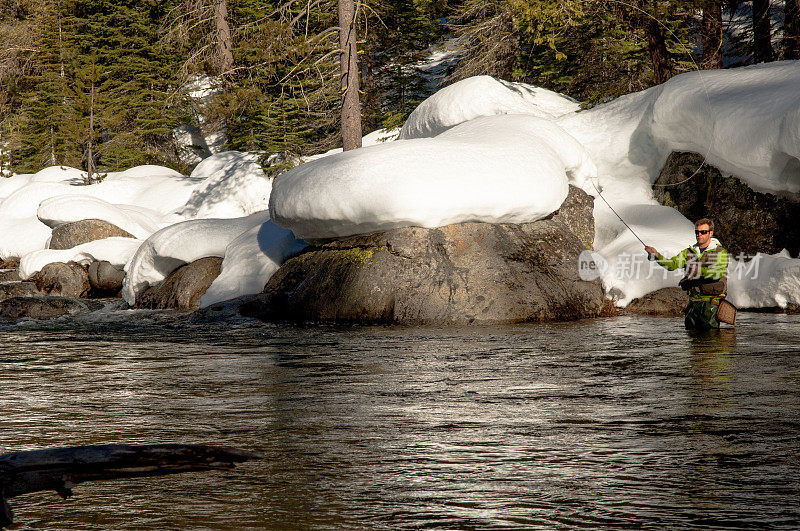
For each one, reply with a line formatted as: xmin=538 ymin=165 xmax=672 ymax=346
xmin=684 ymin=294 xmax=725 ymax=330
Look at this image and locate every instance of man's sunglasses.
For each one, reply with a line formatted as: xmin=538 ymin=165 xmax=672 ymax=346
xmin=695 ymin=229 xmax=711 ymax=235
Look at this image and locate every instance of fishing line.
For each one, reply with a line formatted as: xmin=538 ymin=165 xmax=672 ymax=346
xmin=589 ymin=177 xmax=647 ymax=247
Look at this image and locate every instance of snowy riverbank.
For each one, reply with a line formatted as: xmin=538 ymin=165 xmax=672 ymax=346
xmin=1 ymin=62 xmax=799 ymax=320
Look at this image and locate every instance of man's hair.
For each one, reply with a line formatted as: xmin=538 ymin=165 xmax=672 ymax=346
xmin=695 ymin=218 xmax=714 ymax=231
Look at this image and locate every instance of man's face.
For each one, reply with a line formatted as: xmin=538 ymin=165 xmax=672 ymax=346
xmin=695 ymin=223 xmax=712 ymax=247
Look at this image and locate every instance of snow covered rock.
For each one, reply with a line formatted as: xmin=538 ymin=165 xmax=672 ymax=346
xmin=399 ymin=75 xmax=580 ymax=140
xmin=19 ymin=238 xmax=141 ymax=280
xmin=270 ymin=114 xmax=596 ymax=240
xmin=37 ymin=195 xmax=161 ymax=238
xmin=135 ymin=256 xmax=223 ymax=310
xmin=47 ymin=219 xmax=135 ymax=250
xmin=122 ymin=211 xmax=270 ymax=306
xmin=252 ymin=186 xmax=603 ymax=324
xmin=649 ymin=61 xmax=800 ymax=194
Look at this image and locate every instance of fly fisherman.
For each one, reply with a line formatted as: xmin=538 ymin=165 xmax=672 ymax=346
xmin=644 ymin=218 xmax=729 ymax=330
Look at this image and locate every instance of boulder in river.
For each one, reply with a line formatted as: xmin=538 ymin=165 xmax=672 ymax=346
xmin=48 ymin=219 xmax=135 ymax=250
xmin=135 ymin=256 xmax=223 ymax=310
xmin=0 ymin=296 xmax=104 ymax=321
xmin=29 ymin=261 xmax=91 ymax=298
xmin=238 ymin=186 xmax=603 ymax=324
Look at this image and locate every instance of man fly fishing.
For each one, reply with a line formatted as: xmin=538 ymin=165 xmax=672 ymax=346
xmin=644 ymin=218 xmax=732 ymax=330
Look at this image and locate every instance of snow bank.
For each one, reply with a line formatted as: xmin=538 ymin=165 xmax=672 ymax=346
xmin=400 ymin=75 xmax=580 ymax=140
xmin=19 ymin=238 xmax=141 ymax=279
xmin=86 ymin=165 xmax=200 ymax=214
xmin=728 ymin=251 xmax=800 ymax=309
xmin=271 ymin=114 xmax=596 ymax=240
xmin=122 ymin=211 xmax=271 ymax=305
xmin=175 ymin=151 xmax=273 ymax=219
xmin=4 ymin=64 xmax=800 ymax=311
xmin=199 ymin=221 xmax=306 ymax=308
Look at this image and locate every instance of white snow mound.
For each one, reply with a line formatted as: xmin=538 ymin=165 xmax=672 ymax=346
xmin=400 ymin=75 xmax=580 ymax=140
xmin=19 ymin=237 xmax=141 ymax=279
xmin=271 ymin=114 xmax=596 ymax=240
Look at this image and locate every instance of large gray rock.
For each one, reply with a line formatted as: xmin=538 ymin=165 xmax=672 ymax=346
xmin=0 ymin=296 xmax=103 ymax=321
xmin=245 ymin=187 xmax=602 ymax=324
xmin=88 ymin=260 xmax=125 ymax=294
xmin=29 ymin=262 xmax=91 ymax=298
xmin=48 ymin=219 xmax=135 ymax=250
xmin=0 ymin=282 xmax=42 ymax=300
xmin=625 ymin=287 xmax=686 ymax=317
xmin=135 ymin=256 xmax=223 ymax=310
xmin=654 ymin=151 xmax=800 ymax=257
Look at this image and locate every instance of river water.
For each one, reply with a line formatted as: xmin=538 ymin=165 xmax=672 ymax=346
xmin=1 ymin=310 xmax=799 ymax=529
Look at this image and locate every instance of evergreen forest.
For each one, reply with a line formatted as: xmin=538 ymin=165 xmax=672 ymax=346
xmin=0 ymin=0 xmax=798 ymax=177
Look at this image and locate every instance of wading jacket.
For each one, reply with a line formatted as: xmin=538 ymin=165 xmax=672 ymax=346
xmin=656 ymin=238 xmax=729 ymax=299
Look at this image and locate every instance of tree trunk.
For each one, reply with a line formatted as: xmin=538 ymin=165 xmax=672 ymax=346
xmin=784 ymin=0 xmax=800 ymax=59
xmin=338 ymin=0 xmax=362 ymax=151
xmin=752 ymin=0 xmax=774 ymax=63
xmin=646 ymin=15 xmax=673 ymax=83
xmin=87 ymin=80 xmax=95 ymax=183
xmin=701 ymin=0 xmax=723 ymax=68
xmin=214 ymin=0 xmax=234 ymax=75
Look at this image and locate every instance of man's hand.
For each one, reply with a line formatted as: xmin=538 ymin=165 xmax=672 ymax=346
xmin=644 ymin=245 xmax=658 ymax=259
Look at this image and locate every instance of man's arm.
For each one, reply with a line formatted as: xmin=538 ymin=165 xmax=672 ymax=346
xmin=644 ymin=246 xmax=687 ymax=271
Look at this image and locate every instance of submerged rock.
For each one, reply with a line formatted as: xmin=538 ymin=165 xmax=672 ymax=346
xmin=135 ymin=256 xmax=223 ymax=310
xmin=29 ymin=261 xmax=91 ymax=298
xmin=0 ymin=282 xmax=42 ymax=300
xmin=241 ymin=186 xmax=603 ymax=324
xmin=654 ymin=151 xmax=800 ymax=257
xmin=48 ymin=219 xmax=135 ymax=250
xmin=0 ymin=296 xmax=104 ymax=321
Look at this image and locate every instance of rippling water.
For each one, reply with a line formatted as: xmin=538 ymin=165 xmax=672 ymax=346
xmin=1 ymin=311 xmax=799 ymax=529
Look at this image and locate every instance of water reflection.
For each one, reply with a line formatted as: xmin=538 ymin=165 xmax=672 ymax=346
xmin=0 ymin=315 xmax=798 ymax=529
